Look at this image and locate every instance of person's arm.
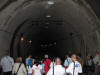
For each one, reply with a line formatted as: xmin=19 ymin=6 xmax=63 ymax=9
xmin=40 ymin=69 xmax=43 ymax=75
xmin=32 ymin=69 xmax=34 ymax=75
xmin=32 ymin=59 xmax=34 ymax=65
xmin=64 ymin=60 xmax=66 ymax=66
xmin=12 ymin=64 xmax=15 ymax=74
xmin=0 ymin=58 xmax=3 ymax=66
xmin=22 ymin=64 xmax=27 ymax=75
xmin=66 ymin=63 xmax=73 ymax=73
xmin=78 ymin=64 xmax=82 ymax=73
xmin=26 ymin=59 xmax=28 ymax=66
xmin=11 ymin=58 xmax=14 ymax=66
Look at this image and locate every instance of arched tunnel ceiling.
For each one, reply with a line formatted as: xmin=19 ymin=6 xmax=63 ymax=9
xmin=0 ymin=0 xmax=100 ymax=57
xmin=86 ymin=0 xmax=100 ymax=19
xmin=0 ymin=0 xmax=99 ymax=36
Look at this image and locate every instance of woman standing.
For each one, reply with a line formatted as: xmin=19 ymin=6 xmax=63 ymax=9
xmin=32 ymin=59 xmax=42 ymax=75
xmin=12 ymin=57 xmax=27 ymax=75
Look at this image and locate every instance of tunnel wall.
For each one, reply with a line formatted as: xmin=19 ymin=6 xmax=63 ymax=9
xmin=83 ymin=31 xmax=100 ymax=55
xmin=0 ymin=31 xmax=12 ymax=59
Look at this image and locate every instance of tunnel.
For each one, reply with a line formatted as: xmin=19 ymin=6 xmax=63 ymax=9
xmin=0 ymin=0 xmax=100 ymax=60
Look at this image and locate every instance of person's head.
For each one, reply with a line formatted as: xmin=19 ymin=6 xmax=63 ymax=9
xmin=71 ymin=54 xmax=77 ymax=62
xmin=87 ymin=53 xmax=91 ymax=57
xmin=28 ymin=54 xmax=32 ymax=58
xmin=77 ymin=53 xmax=81 ymax=58
xmin=5 ymin=51 xmax=10 ymax=56
xmin=34 ymin=59 xmax=40 ymax=66
xmin=65 ymin=54 xmax=70 ymax=59
xmin=87 ymin=55 xmax=90 ymax=59
xmin=55 ymin=57 xmax=62 ymax=65
xmin=16 ymin=57 xmax=22 ymax=63
xmin=44 ymin=54 xmax=48 ymax=59
xmin=90 ymin=56 xmax=93 ymax=59
xmin=96 ymin=52 xmax=99 ymax=56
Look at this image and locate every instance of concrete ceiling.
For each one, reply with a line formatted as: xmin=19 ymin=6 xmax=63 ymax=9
xmin=0 ymin=0 xmax=99 ymax=33
xmin=0 ymin=0 xmax=100 ymax=57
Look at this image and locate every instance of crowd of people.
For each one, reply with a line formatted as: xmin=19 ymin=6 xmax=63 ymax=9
xmin=0 ymin=51 xmax=100 ymax=75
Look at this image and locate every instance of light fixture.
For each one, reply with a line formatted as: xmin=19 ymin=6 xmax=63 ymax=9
xmin=47 ymin=1 xmax=55 ymax=5
xmin=46 ymin=14 xmax=51 ymax=18
xmin=54 ymin=42 xmax=56 ymax=45
xmin=46 ymin=22 xmax=50 ymax=24
xmin=20 ymin=37 xmax=24 ymax=42
xmin=20 ymin=33 xmax=24 ymax=42
xmin=29 ymin=40 xmax=32 ymax=44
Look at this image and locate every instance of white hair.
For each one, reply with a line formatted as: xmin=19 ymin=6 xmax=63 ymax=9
xmin=45 ymin=54 xmax=48 ymax=58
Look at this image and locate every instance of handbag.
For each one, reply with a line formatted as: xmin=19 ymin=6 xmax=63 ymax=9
xmin=13 ymin=63 xmax=22 ymax=75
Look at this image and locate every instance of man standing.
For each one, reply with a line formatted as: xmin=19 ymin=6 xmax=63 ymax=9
xmin=66 ymin=54 xmax=82 ymax=75
xmin=44 ymin=54 xmax=51 ymax=74
xmin=93 ymin=52 xmax=100 ymax=65
xmin=26 ymin=54 xmax=34 ymax=66
xmin=64 ymin=54 xmax=72 ymax=68
xmin=47 ymin=57 xmax=65 ymax=75
xmin=0 ymin=52 xmax=14 ymax=75
xmin=26 ymin=54 xmax=34 ymax=75
xmin=93 ymin=52 xmax=100 ymax=75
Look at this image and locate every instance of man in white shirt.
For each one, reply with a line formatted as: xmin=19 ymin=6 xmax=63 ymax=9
xmin=0 ymin=52 xmax=14 ymax=75
xmin=66 ymin=54 xmax=82 ymax=75
xmin=93 ymin=52 xmax=100 ymax=65
xmin=47 ymin=57 xmax=65 ymax=75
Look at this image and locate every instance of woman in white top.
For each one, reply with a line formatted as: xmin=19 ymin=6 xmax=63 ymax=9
xmin=32 ymin=59 xmax=42 ymax=75
xmin=12 ymin=57 xmax=27 ymax=75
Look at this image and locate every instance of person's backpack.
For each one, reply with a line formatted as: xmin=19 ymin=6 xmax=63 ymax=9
xmin=28 ymin=58 xmax=33 ymax=66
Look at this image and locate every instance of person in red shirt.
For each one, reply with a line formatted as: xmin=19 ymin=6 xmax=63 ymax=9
xmin=43 ymin=54 xmax=51 ymax=74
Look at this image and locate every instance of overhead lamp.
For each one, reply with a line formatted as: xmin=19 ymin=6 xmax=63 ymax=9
xmin=47 ymin=1 xmax=55 ymax=5
xmin=46 ymin=14 xmax=51 ymax=18
xmin=20 ymin=33 xmax=24 ymax=42
xmin=20 ymin=37 xmax=24 ymax=42
xmin=29 ymin=40 xmax=32 ymax=44
xmin=46 ymin=22 xmax=50 ymax=24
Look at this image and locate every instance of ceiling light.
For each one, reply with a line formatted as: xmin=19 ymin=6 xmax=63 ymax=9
xmin=47 ymin=1 xmax=55 ymax=5
xmin=29 ymin=40 xmax=32 ymax=44
xmin=20 ymin=37 xmax=24 ymax=42
xmin=46 ymin=15 xmax=51 ymax=18
xmin=46 ymin=22 xmax=50 ymax=24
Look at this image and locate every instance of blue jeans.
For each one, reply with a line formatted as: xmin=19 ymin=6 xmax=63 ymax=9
xmin=28 ymin=73 xmax=32 ymax=75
